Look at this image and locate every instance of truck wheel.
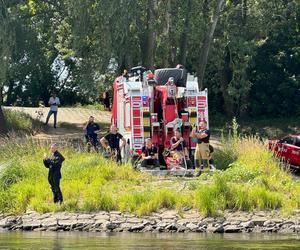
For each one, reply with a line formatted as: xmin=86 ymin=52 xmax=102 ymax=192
xmin=154 ymin=68 xmax=187 ymax=87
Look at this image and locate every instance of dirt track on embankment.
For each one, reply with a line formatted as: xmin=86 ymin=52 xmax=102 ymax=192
xmin=4 ymin=107 xmax=111 ymax=143
xmin=4 ymin=106 xmax=221 ymax=147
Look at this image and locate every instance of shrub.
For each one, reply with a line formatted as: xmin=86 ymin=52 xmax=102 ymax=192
xmin=194 ymin=185 xmax=223 ymax=216
xmin=3 ymin=109 xmax=42 ymax=134
xmin=248 ymin=185 xmax=283 ymax=210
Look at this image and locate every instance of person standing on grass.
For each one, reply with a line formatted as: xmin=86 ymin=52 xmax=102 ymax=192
xmin=45 ymin=92 xmax=60 ymax=129
xmin=102 ymin=90 xmax=110 ymax=111
xmin=190 ymin=121 xmax=211 ymax=176
xmin=43 ymin=144 xmax=65 ymax=204
xmin=122 ymin=69 xmax=129 ymax=80
xmin=100 ymin=124 xmax=126 ymax=163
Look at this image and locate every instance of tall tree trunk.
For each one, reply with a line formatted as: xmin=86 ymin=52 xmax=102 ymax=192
xmin=119 ymin=1 xmax=132 ymax=71
xmin=239 ymin=0 xmax=249 ymax=117
xmin=0 ymin=106 xmax=6 ymax=134
xmin=0 ymin=1 xmax=9 ymax=134
xmin=220 ymin=46 xmax=234 ymax=117
xmin=144 ymin=0 xmax=156 ymax=70
xmin=242 ymin=0 xmax=247 ymax=26
xmin=178 ymin=0 xmax=192 ymax=66
xmin=161 ymin=0 xmax=171 ymax=67
xmin=197 ymin=0 xmax=224 ymax=90
xmin=168 ymin=1 xmax=177 ymax=66
xmin=0 ymin=105 xmax=6 ymax=134
xmin=0 ymin=86 xmax=7 ymax=134
xmin=5 ymin=79 xmax=14 ymax=105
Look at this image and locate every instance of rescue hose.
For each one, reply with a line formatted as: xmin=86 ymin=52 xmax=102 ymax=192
xmin=173 ymin=95 xmax=179 ymax=119
xmin=174 ymin=92 xmax=188 ymax=176
xmin=181 ymin=141 xmax=188 ymax=177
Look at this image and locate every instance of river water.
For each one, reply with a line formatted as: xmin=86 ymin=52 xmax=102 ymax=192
xmin=0 ymin=232 xmax=299 ymax=250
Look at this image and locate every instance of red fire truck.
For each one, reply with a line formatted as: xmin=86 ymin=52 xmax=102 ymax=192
xmin=111 ymin=67 xmax=209 ymax=173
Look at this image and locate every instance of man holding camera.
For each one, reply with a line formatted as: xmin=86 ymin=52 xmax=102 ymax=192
xmin=43 ymin=144 xmax=65 ymax=204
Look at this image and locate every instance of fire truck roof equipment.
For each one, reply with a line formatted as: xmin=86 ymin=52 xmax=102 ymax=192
xmin=154 ymin=68 xmax=187 ymax=87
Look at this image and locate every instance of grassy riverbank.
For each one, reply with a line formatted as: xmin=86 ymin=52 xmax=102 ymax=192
xmin=0 ymin=135 xmax=299 ymax=216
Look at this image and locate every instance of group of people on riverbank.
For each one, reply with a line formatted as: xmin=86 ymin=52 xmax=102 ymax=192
xmin=43 ymin=90 xmax=214 ymax=204
xmin=83 ymin=115 xmax=214 ymax=172
xmin=44 ymin=114 xmax=214 ymax=204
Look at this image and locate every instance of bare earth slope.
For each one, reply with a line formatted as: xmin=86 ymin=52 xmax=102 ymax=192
xmin=4 ymin=107 xmax=111 ymax=143
xmin=4 ymin=106 xmax=220 ymax=147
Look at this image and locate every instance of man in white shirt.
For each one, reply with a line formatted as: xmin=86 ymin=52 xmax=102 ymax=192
xmin=45 ymin=92 xmax=60 ymax=128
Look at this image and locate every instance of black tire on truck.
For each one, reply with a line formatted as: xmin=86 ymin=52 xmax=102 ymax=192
xmin=154 ymin=68 xmax=187 ymax=87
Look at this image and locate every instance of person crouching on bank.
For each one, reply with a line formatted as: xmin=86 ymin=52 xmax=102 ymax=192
xmin=141 ymin=138 xmax=160 ymax=169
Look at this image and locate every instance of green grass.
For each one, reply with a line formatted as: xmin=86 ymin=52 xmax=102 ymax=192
xmin=3 ymin=109 xmax=42 ymax=134
xmin=0 ymin=134 xmax=299 ymax=216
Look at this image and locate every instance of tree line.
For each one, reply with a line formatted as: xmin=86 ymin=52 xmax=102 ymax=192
xmin=0 ymin=0 xmax=299 ymax=133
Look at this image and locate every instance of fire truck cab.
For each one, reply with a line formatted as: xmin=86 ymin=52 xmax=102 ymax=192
xmin=111 ymin=66 xmax=209 ymax=171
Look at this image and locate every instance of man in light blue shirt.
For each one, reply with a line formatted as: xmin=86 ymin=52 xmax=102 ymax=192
xmin=45 ymin=92 xmax=60 ymax=128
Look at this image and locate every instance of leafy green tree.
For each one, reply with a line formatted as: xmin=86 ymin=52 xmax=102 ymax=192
xmin=0 ymin=0 xmax=15 ymax=133
xmin=0 ymin=0 xmax=299 ymax=121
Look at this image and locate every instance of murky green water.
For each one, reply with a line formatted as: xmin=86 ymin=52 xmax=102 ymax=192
xmin=0 ymin=232 xmax=299 ymax=250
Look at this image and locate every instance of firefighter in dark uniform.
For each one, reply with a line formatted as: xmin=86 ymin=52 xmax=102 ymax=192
xmin=141 ymin=138 xmax=160 ymax=168
xmin=43 ymin=144 xmax=65 ymax=203
xmin=100 ymin=124 xmax=126 ymax=163
xmin=190 ymin=121 xmax=210 ymax=175
xmin=84 ymin=116 xmax=100 ymax=152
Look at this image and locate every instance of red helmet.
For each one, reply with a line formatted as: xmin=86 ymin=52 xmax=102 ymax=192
xmin=147 ymin=72 xmax=155 ymax=79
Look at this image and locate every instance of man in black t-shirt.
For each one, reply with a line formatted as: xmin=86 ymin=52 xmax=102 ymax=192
xmin=84 ymin=116 xmax=100 ymax=151
xmin=141 ymin=138 xmax=160 ymax=168
xmin=100 ymin=125 xmax=126 ymax=162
